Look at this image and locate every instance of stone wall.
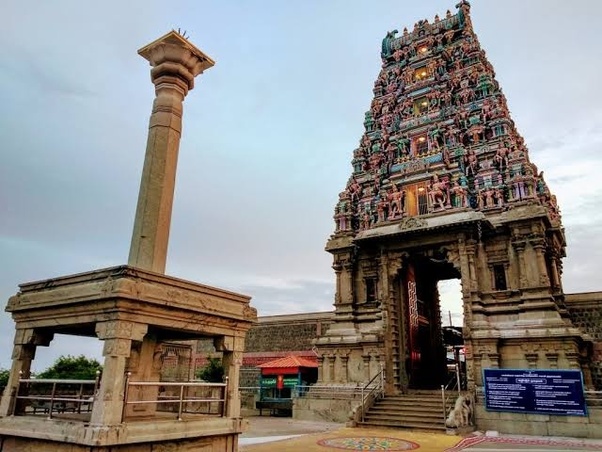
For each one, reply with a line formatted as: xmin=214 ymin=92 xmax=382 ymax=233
xmin=191 ymin=312 xmax=333 ymax=389
xmin=566 ymin=292 xmax=602 ymax=390
xmin=245 ymin=312 xmax=333 ymax=352
xmin=476 ymin=401 xmax=602 ymax=439
xmin=294 ymin=397 xmax=359 ymax=423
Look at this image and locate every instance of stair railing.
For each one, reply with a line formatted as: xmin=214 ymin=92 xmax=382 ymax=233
xmin=440 ymin=371 xmax=460 ymax=426
xmin=359 ymin=365 xmax=385 ymax=423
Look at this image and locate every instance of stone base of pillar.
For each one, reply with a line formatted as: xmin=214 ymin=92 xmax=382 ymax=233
xmin=0 ymin=434 xmax=238 ymax=452
xmin=0 ymin=417 xmax=242 ymax=451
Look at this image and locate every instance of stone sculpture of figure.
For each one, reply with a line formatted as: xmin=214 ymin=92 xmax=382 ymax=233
xmin=364 ymin=111 xmax=375 ymax=132
xmin=381 ymin=30 xmax=399 ymax=60
xmin=376 ymin=194 xmax=388 ymax=223
xmin=388 ymin=184 xmax=405 ymax=219
xmin=428 ymin=174 xmax=448 ymax=210
xmin=483 ymin=188 xmax=495 ymax=208
xmin=480 ymin=98 xmax=492 ymax=122
xmin=396 ymin=135 xmax=411 ymax=159
xmin=457 ymin=0 xmax=473 ymax=31
xmin=442 ymin=146 xmax=451 ymax=168
xmin=494 ymin=188 xmax=504 ymax=207
xmin=348 ymin=178 xmax=362 ymax=202
xmin=428 ymin=125 xmax=443 ymax=149
xmin=403 ymin=67 xmax=415 ymax=85
xmin=493 ymin=145 xmax=509 ymax=172
xmin=464 ymin=149 xmax=478 ymax=177
xmin=427 ymin=89 xmax=440 ymax=109
xmin=468 ymin=124 xmax=484 ymax=143
xmin=445 ymin=126 xmax=459 ymax=146
xmin=457 ymin=108 xmax=470 ymax=129
xmin=444 ymin=29 xmax=455 ymax=44
xmin=450 ymin=181 xmax=468 ymax=208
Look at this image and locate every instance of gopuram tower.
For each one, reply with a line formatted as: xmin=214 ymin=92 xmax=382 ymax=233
xmin=316 ymin=1 xmax=592 ymax=402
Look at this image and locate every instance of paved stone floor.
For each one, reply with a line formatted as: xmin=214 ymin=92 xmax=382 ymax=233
xmin=240 ymin=417 xmax=602 ymax=451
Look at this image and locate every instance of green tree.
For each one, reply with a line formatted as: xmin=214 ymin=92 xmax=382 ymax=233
xmin=195 ymin=357 xmax=224 ymax=383
xmin=0 ymin=368 xmax=9 ymax=390
xmin=36 ymin=355 xmax=102 ymax=380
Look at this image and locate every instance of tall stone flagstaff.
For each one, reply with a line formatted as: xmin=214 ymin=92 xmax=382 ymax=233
xmin=129 ymin=31 xmax=215 ymax=273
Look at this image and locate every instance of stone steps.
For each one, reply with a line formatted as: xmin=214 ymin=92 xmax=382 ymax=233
xmin=358 ymin=391 xmax=453 ymax=431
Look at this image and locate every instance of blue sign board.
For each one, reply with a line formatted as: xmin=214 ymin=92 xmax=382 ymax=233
xmin=483 ymin=369 xmax=587 ymax=416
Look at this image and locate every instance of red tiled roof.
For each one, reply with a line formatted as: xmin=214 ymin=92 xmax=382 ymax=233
xmin=241 ymin=351 xmax=316 ymax=367
xmin=257 ymin=355 xmax=318 ymax=369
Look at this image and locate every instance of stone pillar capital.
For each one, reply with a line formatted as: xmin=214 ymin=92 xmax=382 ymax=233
xmin=102 ymin=338 xmax=132 ymax=358
xmin=95 ymin=321 xmax=147 ymax=341
xmin=13 ymin=328 xmax=54 ymax=346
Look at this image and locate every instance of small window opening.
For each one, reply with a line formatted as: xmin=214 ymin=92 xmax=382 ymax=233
xmin=366 ymin=278 xmax=377 ymax=302
xmin=493 ymin=265 xmax=507 ymax=291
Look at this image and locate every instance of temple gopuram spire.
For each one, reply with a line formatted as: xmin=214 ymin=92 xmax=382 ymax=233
xmin=332 ymin=0 xmax=561 ymax=237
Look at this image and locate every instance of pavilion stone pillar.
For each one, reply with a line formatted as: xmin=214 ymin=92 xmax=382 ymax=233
xmin=91 ymin=321 xmax=148 ymax=425
xmin=128 ymin=32 xmax=214 ymax=273
xmin=217 ymin=335 xmax=245 ymax=418
xmin=0 ymin=328 xmax=52 ymax=416
xmin=125 ymin=334 xmax=162 ymax=417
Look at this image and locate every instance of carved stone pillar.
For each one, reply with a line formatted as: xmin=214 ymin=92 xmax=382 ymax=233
xmin=0 ymin=328 xmax=52 ymax=416
xmin=218 ymin=335 xmax=245 ymax=418
xmin=546 ymin=353 xmax=559 ymax=369
xmin=531 ymin=237 xmax=550 ymax=286
xmin=328 ymin=355 xmax=336 ymax=383
xmin=511 ymin=237 xmax=527 ymax=288
xmin=91 ymin=321 xmax=147 ymax=426
xmin=316 ymin=355 xmax=325 ymax=383
xmin=342 ymin=260 xmax=355 ymax=306
xmin=565 ymin=352 xmax=580 ymax=370
xmin=333 ymin=262 xmax=343 ymax=306
xmin=525 ymin=353 xmax=539 ymax=369
xmin=127 ymin=334 xmax=161 ymax=416
xmin=466 ymin=246 xmax=478 ymax=292
xmin=545 ymin=248 xmax=560 ymax=289
xmin=339 ymin=354 xmax=349 ymax=383
xmin=488 ymin=353 xmax=501 ymax=368
xmin=362 ymin=354 xmax=371 ymax=381
xmin=333 ymin=254 xmax=355 ymax=323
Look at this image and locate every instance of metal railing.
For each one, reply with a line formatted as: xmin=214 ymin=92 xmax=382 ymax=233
xmin=585 ymin=390 xmax=602 ymax=406
xmin=360 ymin=366 xmax=385 ymax=422
xmin=14 ymin=371 xmax=101 ymax=419
xmin=440 ymin=372 xmax=461 ymax=426
xmin=294 ymin=384 xmax=363 ymax=399
xmin=122 ymin=374 xmax=228 ymax=421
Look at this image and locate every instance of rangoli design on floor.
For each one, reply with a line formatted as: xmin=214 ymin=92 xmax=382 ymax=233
xmin=317 ymin=436 xmax=419 ymax=450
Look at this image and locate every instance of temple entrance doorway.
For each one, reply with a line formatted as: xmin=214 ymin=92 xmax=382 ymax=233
xmin=397 ymin=253 xmax=462 ymax=391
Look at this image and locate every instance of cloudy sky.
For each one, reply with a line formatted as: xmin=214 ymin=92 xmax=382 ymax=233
xmin=1 ymin=0 xmax=601 ymax=371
